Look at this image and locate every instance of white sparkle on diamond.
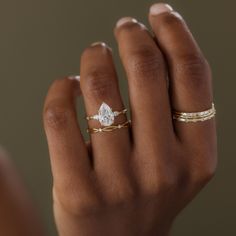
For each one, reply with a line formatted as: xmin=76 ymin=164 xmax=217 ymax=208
xmin=98 ymin=103 xmax=115 ymax=126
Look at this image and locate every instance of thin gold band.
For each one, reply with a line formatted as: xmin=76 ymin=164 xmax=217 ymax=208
xmin=173 ymin=103 xmax=216 ymax=123
xmin=87 ymin=120 xmax=131 ymax=134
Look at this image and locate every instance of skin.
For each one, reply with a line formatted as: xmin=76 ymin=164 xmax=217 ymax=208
xmin=43 ymin=3 xmax=217 ymax=236
xmin=0 ymin=3 xmax=217 ymax=236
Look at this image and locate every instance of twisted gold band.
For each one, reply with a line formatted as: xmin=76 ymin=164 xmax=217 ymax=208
xmin=173 ymin=103 xmax=216 ymax=123
xmin=87 ymin=120 xmax=131 ymax=134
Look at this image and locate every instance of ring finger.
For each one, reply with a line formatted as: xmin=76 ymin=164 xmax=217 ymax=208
xmin=80 ymin=42 xmax=131 ymax=180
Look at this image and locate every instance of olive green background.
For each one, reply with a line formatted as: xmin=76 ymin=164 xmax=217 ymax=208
xmin=0 ymin=0 xmax=235 ymax=235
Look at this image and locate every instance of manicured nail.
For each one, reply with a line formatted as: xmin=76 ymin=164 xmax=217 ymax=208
xmin=90 ymin=41 xmax=112 ymax=51
xmin=91 ymin=41 xmax=107 ymax=47
xmin=139 ymin=23 xmax=149 ymax=31
xmin=116 ymin=17 xmax=138 ymax=28
xmin=150 ymin=3 xmax=173 ymax=15
xmin=68 ymin=75 xmax=80 ymax=81
xmin=171 ymin=11 xmax=183 ymax=20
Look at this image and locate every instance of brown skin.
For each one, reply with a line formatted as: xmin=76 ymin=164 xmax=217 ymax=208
xmin=42 ymin=3 xmax=217 ymax=236
xmin=0 ymin=148 xmax=45 ymax=236
xmin=43 ymin=4 xmax=217 ymax=236
xmin=0 ymin=4 xmax=216 ymax=236
xmin=0 ymin=4 xmax=217 ymax=236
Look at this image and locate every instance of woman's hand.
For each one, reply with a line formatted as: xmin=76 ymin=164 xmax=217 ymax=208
xmin=43 ymin=3 xmax=217 ymax=236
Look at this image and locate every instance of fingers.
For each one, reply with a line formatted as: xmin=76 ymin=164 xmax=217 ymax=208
xmin=0 ymin=148 xmax=45 ymax=236
xmin=114 ymin=17 xmax=174 ymax=151
xmin=43 ymin=77 xmax=94 ymax=199
xmin=148 ymin=4 xmax=215 ymax=138
xmin=149 ymin=3 xmax=213 ymax=109
xmin=80 ymin=42 xmax=131 ymax=177
xmin=148 ymin=4 xmax=217 ymax=177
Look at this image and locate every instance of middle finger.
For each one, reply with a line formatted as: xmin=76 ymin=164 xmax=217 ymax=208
xmin=114 ymin=18 xmax=174 ymax=154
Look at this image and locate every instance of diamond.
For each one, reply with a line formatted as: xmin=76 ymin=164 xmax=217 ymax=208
xmin=98 ymin=103 xmax=115 ymax=126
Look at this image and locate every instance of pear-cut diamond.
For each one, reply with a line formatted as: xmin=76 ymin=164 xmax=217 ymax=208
xmin=98 ymin=103 xmax=115 ymax=126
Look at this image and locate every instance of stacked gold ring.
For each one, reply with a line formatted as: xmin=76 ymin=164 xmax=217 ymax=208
xmin=87 ymin=120 xmax=131 ymax=134
xmin=172 ymin=103 xmax=216 ymax=123
xmin=86 ymin=102 xmax=130 ymax=134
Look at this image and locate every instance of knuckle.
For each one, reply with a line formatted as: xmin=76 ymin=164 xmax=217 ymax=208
xmin=175 ymin=54 xmax=210 ymax=76
xmin=83 ymin=69 xmax=116 ymax=99
xmin=156 ymin=172 xmax=177 ymax=194
xmin=188 ymin=149 xmax=217 ymax=187
xmin=174 ymin=54 xmax=211 ymax=88
xmin=53 ymin=186 xmax=101 ymax=216
xmin=192 ymin=162 xmax=217 ymax=187
xmin=143 ymin=170 xmax=177 ymax=196
xmin=106 ymin=182 xmax=137 ymax=206
xmin=44 ymin=102 xmax=73 ymax=130
xmin=127 ymin=47 xmax=165 ymax=82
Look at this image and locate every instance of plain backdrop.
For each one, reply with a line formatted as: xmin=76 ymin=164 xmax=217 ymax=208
xmin=0 ymin=0 xmax=235 ymax=235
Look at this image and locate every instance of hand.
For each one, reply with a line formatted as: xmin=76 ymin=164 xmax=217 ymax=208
xmin=43 ymin=3 xmax=217 ymax=236
xmin=0 ymin=147 xmax=45 ymax=236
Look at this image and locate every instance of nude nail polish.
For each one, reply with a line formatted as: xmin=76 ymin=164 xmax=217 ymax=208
xmin=91 ymin=41 xmax=107 ymax=47
xmin=149 ymin=3 xmax=173 ymax=15
xmin=90 ymin=41 xmax=112 ymax=51
xmin=68 ymin=75 xmax=80 ymax=82
xmin=116 ymin=17 xmax=138 ymax=28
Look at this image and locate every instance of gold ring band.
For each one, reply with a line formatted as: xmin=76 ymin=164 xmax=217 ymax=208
xmin=87 ymin=120 xmax=131 ymax=134
xmin=173 ymin=103 xmax=216 ymax=123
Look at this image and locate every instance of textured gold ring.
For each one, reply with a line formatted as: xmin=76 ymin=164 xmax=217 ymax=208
xmin=87 ymin=120 xmax=131 ymax=134
xmin=173 ymin=103 xmax=216 ymax=123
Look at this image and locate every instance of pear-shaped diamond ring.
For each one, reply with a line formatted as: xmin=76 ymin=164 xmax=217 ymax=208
xmin=86 ymin=103 xmax=127 ymax=127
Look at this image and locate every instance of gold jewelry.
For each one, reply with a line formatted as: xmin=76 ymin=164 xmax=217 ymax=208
xmin=86 ymin=102 xmax=127 ymax=126
xmin=173 ymin=103 xmax=216 ymax=123
xmin=87 ymin=120 xmax=131 ymax=134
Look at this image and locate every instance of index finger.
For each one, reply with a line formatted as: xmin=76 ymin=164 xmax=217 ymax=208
xmin=43 ymin=77 xmax=93 ymax=199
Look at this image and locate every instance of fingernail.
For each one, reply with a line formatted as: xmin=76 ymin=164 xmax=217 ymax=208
xmin=68 ymin=75 xmax=80 ymax=82
xmin=91 ymin=41 xmax=107 ymax=47
xmin=139 ymin=23 xmax=149 ymax=31
xmin=150 ymin=3 xmax=173 ymax=15
xmin=90 ymin=41 xmax=112 ymax=51
xmin=171 ymin=11 xmax=183 ymax=20
xmin=116 ymin=17 xmax=138 ymax=28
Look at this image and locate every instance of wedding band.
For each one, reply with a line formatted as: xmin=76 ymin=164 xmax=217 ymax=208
xmin=86 ymin=102 xmax=127 ymax=126
xmin=173 ymin=103 xmax=216 ymax=122
xmin=87 ymin=120 xmax=131 ymax=134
